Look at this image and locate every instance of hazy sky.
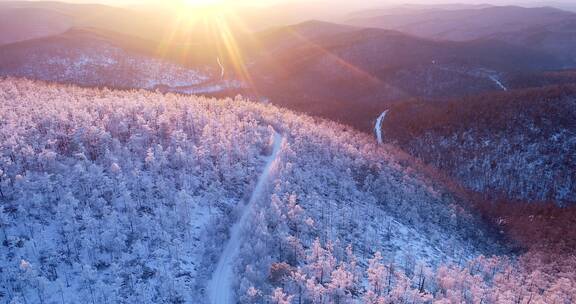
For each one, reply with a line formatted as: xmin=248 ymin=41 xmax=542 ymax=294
xmin=12 ymin=0 xmax=575 ymax=15
xmin=39 ymin=0 xmax=565 ymax=7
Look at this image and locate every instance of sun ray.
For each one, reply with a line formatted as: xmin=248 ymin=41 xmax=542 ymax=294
xmin=283 ymin=28 xmax=382 ymax=85
xmin=152 ymin=1 xmax=386 ymax=100
xmin=214 ymin=17 xmax=253 ymax=84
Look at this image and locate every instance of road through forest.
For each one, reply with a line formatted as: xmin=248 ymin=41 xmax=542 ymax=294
xmin=208 ymin=130 xmax=284 ymax=304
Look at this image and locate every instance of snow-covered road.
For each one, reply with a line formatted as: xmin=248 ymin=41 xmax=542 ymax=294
xmin=489 ymin=75 xmax=508 ymax=91
xmin=375 ymin=110 xmax=389 ymax=144
xmin=217 ymin=57 xmax=225 ymax=79
xmin=207 ymin=130 xmax=284 ymax=304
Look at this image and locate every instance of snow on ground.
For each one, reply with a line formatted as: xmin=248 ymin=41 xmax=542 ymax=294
xmin=177 ymin=80 xmax=245 ymax=95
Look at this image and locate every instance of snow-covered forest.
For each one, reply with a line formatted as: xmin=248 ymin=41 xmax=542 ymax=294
xmin=0 ymin=79 xmax=575 ymax=303
xmin=380 ymin=86 xmax=576 ymax=205
xmin=0 ymin=35 xmax=242 ymax=96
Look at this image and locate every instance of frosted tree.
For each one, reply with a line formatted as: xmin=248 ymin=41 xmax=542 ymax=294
xmin=270 ymin=288 xmax=294 ymax=304
xmin=327 ymin=263 xmax=355 ymax=303
xmin=365 ymin=252 xmax=388 ymax=300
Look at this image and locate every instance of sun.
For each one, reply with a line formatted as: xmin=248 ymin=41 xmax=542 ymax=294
xmin=177 ymin=0 xmax=232 ymax=17
xmin=182 ymin=0 xmax=227 ymax=7
xmin=157 ymin=0 xmax=254 ymax=90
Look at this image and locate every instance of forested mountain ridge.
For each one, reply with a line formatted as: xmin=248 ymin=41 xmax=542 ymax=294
xmin=243 ymin=20 xmax=569 ymax=133
xmin=1 ymin=79 xmax=574 ymax=303
xmin=345 ymin=5 xmax=576 ymax=69
xmin=345 ymin=5 xmax=576 ymax=42
xmin=0 ymin=28 xmax=243 ymax=96
xmin=0 ymin=78 xmax=497 ymax=302
xmin=380 ymin=85 xmax=576 ymax=205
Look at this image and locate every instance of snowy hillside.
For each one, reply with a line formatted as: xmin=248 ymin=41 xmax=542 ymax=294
xmin=0 ymin=30 xmax=243 ymax=96
xmin=0 ymin=78 xmax=272 ymax=303
xmin=0 ymin=79 xmax=574 ymax=303
xmin=380 ymin=85 xmax=576 ymax=205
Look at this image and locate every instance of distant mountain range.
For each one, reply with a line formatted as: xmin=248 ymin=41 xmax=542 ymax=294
xmin=345 ymin=5 xmax=575 ymax=40
xmin=345 ymin=5 xmax=576 ymax=67
xmin=243 ymin=20 xmax=571 ymax=131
